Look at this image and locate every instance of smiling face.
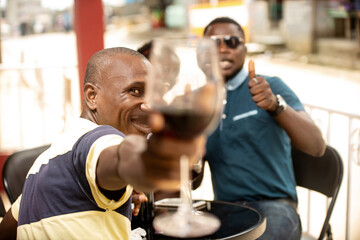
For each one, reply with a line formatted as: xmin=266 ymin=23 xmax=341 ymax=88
xmin=204 ymin=22 xmax=247 ymax=82
xmin=83 ymin=52 xmax=151 ymax=136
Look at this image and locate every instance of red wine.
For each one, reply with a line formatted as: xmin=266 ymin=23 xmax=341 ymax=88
xmin=160 ymin=109 xmax=213 ymax=139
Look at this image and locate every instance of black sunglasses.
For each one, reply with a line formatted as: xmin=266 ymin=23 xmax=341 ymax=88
xmin=210 ymin=35 xmax=244 ymax=49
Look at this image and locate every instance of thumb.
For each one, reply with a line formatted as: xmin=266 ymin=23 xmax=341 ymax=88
xmin=248 ymin=59 xmax=256 ymax=81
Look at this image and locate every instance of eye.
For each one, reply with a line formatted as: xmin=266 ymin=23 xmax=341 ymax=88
xmin=129 ymin=88 xmax=143 ymax=96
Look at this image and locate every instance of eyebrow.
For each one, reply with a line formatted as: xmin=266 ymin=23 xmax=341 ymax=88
xmin=123 ymin=81 xmax=145 ymax=90
xmin=130 ymin=81 xmax=145 ymax=86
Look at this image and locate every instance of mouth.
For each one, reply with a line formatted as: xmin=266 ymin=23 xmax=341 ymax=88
xmin=219 ymin=59 xmax=233 ymax=70
xmin=131 ymin=114 xmax=151 ymax=135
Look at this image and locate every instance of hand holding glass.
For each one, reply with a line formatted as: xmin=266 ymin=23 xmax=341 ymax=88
xmin=146 ymin=37 xmax=224 ymax=238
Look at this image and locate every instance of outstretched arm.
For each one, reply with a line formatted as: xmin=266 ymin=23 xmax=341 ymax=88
xmin=96 ymin=114 xmax=206 ymax=193
xmin=248 ymin=60 xmax=326 ymax=157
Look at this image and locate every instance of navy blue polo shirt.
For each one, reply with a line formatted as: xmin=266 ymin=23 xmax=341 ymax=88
xmin=205 ymin=68 xmax=304 ymax=202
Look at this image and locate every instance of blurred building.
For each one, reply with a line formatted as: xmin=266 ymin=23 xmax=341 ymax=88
xmin=248 ymin=0 xmax=360 ymax=69
xmin=124 ymin=0 xmax=359 ymax=69
xmin=3 ymin=0 xmax=72 ymax=36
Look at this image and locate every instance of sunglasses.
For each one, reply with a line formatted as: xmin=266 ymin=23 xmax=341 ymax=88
xmin=210 ymin=35 xmax=245 ymax=49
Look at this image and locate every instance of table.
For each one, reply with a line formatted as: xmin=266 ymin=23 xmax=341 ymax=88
xmin=132 ymin=200 xmax=266 ymax=240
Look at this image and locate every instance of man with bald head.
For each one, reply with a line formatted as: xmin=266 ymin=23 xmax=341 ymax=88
xmin=0 ymin=47 xmax=204 ymax=239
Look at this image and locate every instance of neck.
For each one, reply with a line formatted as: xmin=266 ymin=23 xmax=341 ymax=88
xmin=225 ymin=68 xmax=242 ymax=82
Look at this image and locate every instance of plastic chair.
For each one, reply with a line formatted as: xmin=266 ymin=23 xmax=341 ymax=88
xmin=2 ymin=145 xmax=50 ymax=204
xmin=292 ymin=145 xmax=343 ymax=240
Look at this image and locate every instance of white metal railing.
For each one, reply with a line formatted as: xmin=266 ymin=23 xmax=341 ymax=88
xmin=0 ymin=64 xmax=80 ymax=151
xmin=303 ymin=104 xmax=360 ymax=240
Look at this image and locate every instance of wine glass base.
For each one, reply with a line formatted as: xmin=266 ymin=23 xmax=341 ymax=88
xmin=153 ymin=211 xmax=221 ymax=238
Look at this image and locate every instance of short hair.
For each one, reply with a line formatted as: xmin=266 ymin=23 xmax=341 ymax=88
xmin=203 ymin=17 xmax=245 ymax=36
xmin=84 ymin=47 xmax=146 ymax=86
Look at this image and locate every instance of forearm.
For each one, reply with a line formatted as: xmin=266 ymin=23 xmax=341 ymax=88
xmin=97 ymin=133 xmax=206 ymax=193
xmin=98 ymin=134 xmax=179 ymax=193
xmin=274 ymin=107 xmax=326 ymax=156
xmin=96 ymin=144 xmax=128 ymax=191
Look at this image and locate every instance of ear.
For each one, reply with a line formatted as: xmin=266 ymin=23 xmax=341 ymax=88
xmin=83 ymin=83 xmax=98 ymax=111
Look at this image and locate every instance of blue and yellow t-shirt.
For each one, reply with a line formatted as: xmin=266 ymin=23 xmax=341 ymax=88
xmin=12 ymin=118 xmax=133 ymax=239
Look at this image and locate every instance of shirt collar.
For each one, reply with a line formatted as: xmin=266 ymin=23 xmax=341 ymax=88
xmin=225 ymin=67 xmax=248 ymax=91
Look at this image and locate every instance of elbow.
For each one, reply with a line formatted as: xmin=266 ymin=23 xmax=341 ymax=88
xmin=312 ymin=139 xmax=327 ymax=157
xmin=314 ymin=145 xmax=326 ymax=157
xmin=297 ymin=137 xmax=326 ymax=157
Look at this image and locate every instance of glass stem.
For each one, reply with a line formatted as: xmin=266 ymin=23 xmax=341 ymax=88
xmin=178 ymin=155 xmax=193 ymax=215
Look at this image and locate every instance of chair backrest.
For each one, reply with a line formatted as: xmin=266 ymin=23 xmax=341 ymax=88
xmin=0 ymin=198 xmax=6 ymax=218
xmin=292 ymin=145 xmax=343 ymax=240
xmin=2 ymin=145 xmax=50 ymax=204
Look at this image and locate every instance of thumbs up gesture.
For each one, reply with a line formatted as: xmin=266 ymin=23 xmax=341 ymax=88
xmin=248 ymin=60 xmax=278 ymax=112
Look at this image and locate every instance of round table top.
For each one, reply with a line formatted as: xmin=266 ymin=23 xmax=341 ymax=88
xmin=132 ymin=200 xmax=266 ymax=240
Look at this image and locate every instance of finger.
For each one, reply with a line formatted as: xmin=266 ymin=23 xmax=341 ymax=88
xmin=132 ymin=192 xmax=147 ymax=216
xmin=248 ymin=59 xmax=256 ymax=81
xmin=134 ymin=191 xmax=148 ymax=203
xmin=132 ymin=203 xmax=141 ymax=216
xmin=149 ymin=113 xmax=165 ymax=133
xmin=254 ymin=97 xmax=275 ymax=110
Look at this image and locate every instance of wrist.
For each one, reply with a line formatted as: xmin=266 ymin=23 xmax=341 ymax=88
xmin=268 ymin=94 xmax=287 ymax=117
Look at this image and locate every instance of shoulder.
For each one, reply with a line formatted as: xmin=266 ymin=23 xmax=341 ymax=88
xmin=259 ymin=75 xmax=293 ymax=93
xmin=73 ymin=125 xmax=125 ymax=154
xmin=88 ymin=125 xmax=125 ymax=138
xmin=82 ymin=126 xmax=125 ymax=143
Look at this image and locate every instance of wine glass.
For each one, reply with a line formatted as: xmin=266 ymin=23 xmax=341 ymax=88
xmin=146 ymin=37 xmax=225 ymax=238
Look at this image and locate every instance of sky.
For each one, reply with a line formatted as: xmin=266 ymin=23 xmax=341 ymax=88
xmin=0 ymin=0 xmax=127 ymax=10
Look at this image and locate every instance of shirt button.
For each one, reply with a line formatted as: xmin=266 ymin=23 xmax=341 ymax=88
xmin=222 ymin=114 xmax=227 ymax=119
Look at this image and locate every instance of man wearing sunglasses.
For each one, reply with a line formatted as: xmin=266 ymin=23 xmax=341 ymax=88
xmin=202 ymin=17 xmax=326 ymax=239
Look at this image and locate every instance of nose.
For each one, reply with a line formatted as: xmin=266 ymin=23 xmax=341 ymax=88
xmin=218 ymin=40 xmax=229 ymax=53
xmin=140 ymin=103 xmax=151 ymax=112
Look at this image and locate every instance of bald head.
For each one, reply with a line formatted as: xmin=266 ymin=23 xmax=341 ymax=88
xmin=81 ymin=47 xmax=151 ymax=136
xmin=84 ymin=47 xmax=147 ymax=86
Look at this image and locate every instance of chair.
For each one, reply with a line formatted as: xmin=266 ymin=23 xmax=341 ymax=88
xmin=2 ymin=145 xmax=50 ymax=204
xmin=292 ymin=145 xmax=343 ymax=240
xmin=0 ymin=198 xmax=6 ymax=218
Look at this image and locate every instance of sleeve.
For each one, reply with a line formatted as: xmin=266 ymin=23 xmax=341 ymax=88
xmin=86 ymin=134 xmax=133 ymax=210
xmin=266 ymin=76 xmax=305 ymax=112
xmin=72 ymin=126 xmax=133 ymax=211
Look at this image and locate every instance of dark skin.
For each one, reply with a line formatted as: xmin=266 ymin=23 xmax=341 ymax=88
xmin=204 ymin=22 xmax=326 ymax=156
xmin=83 ymin=52 xmax=204 ymax=191
xmin=0 ymin=49 xmax=205 ymax=239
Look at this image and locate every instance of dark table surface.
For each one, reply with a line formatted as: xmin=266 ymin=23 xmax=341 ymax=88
xmin=132 ymin=200 xmax=266 ymax=240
